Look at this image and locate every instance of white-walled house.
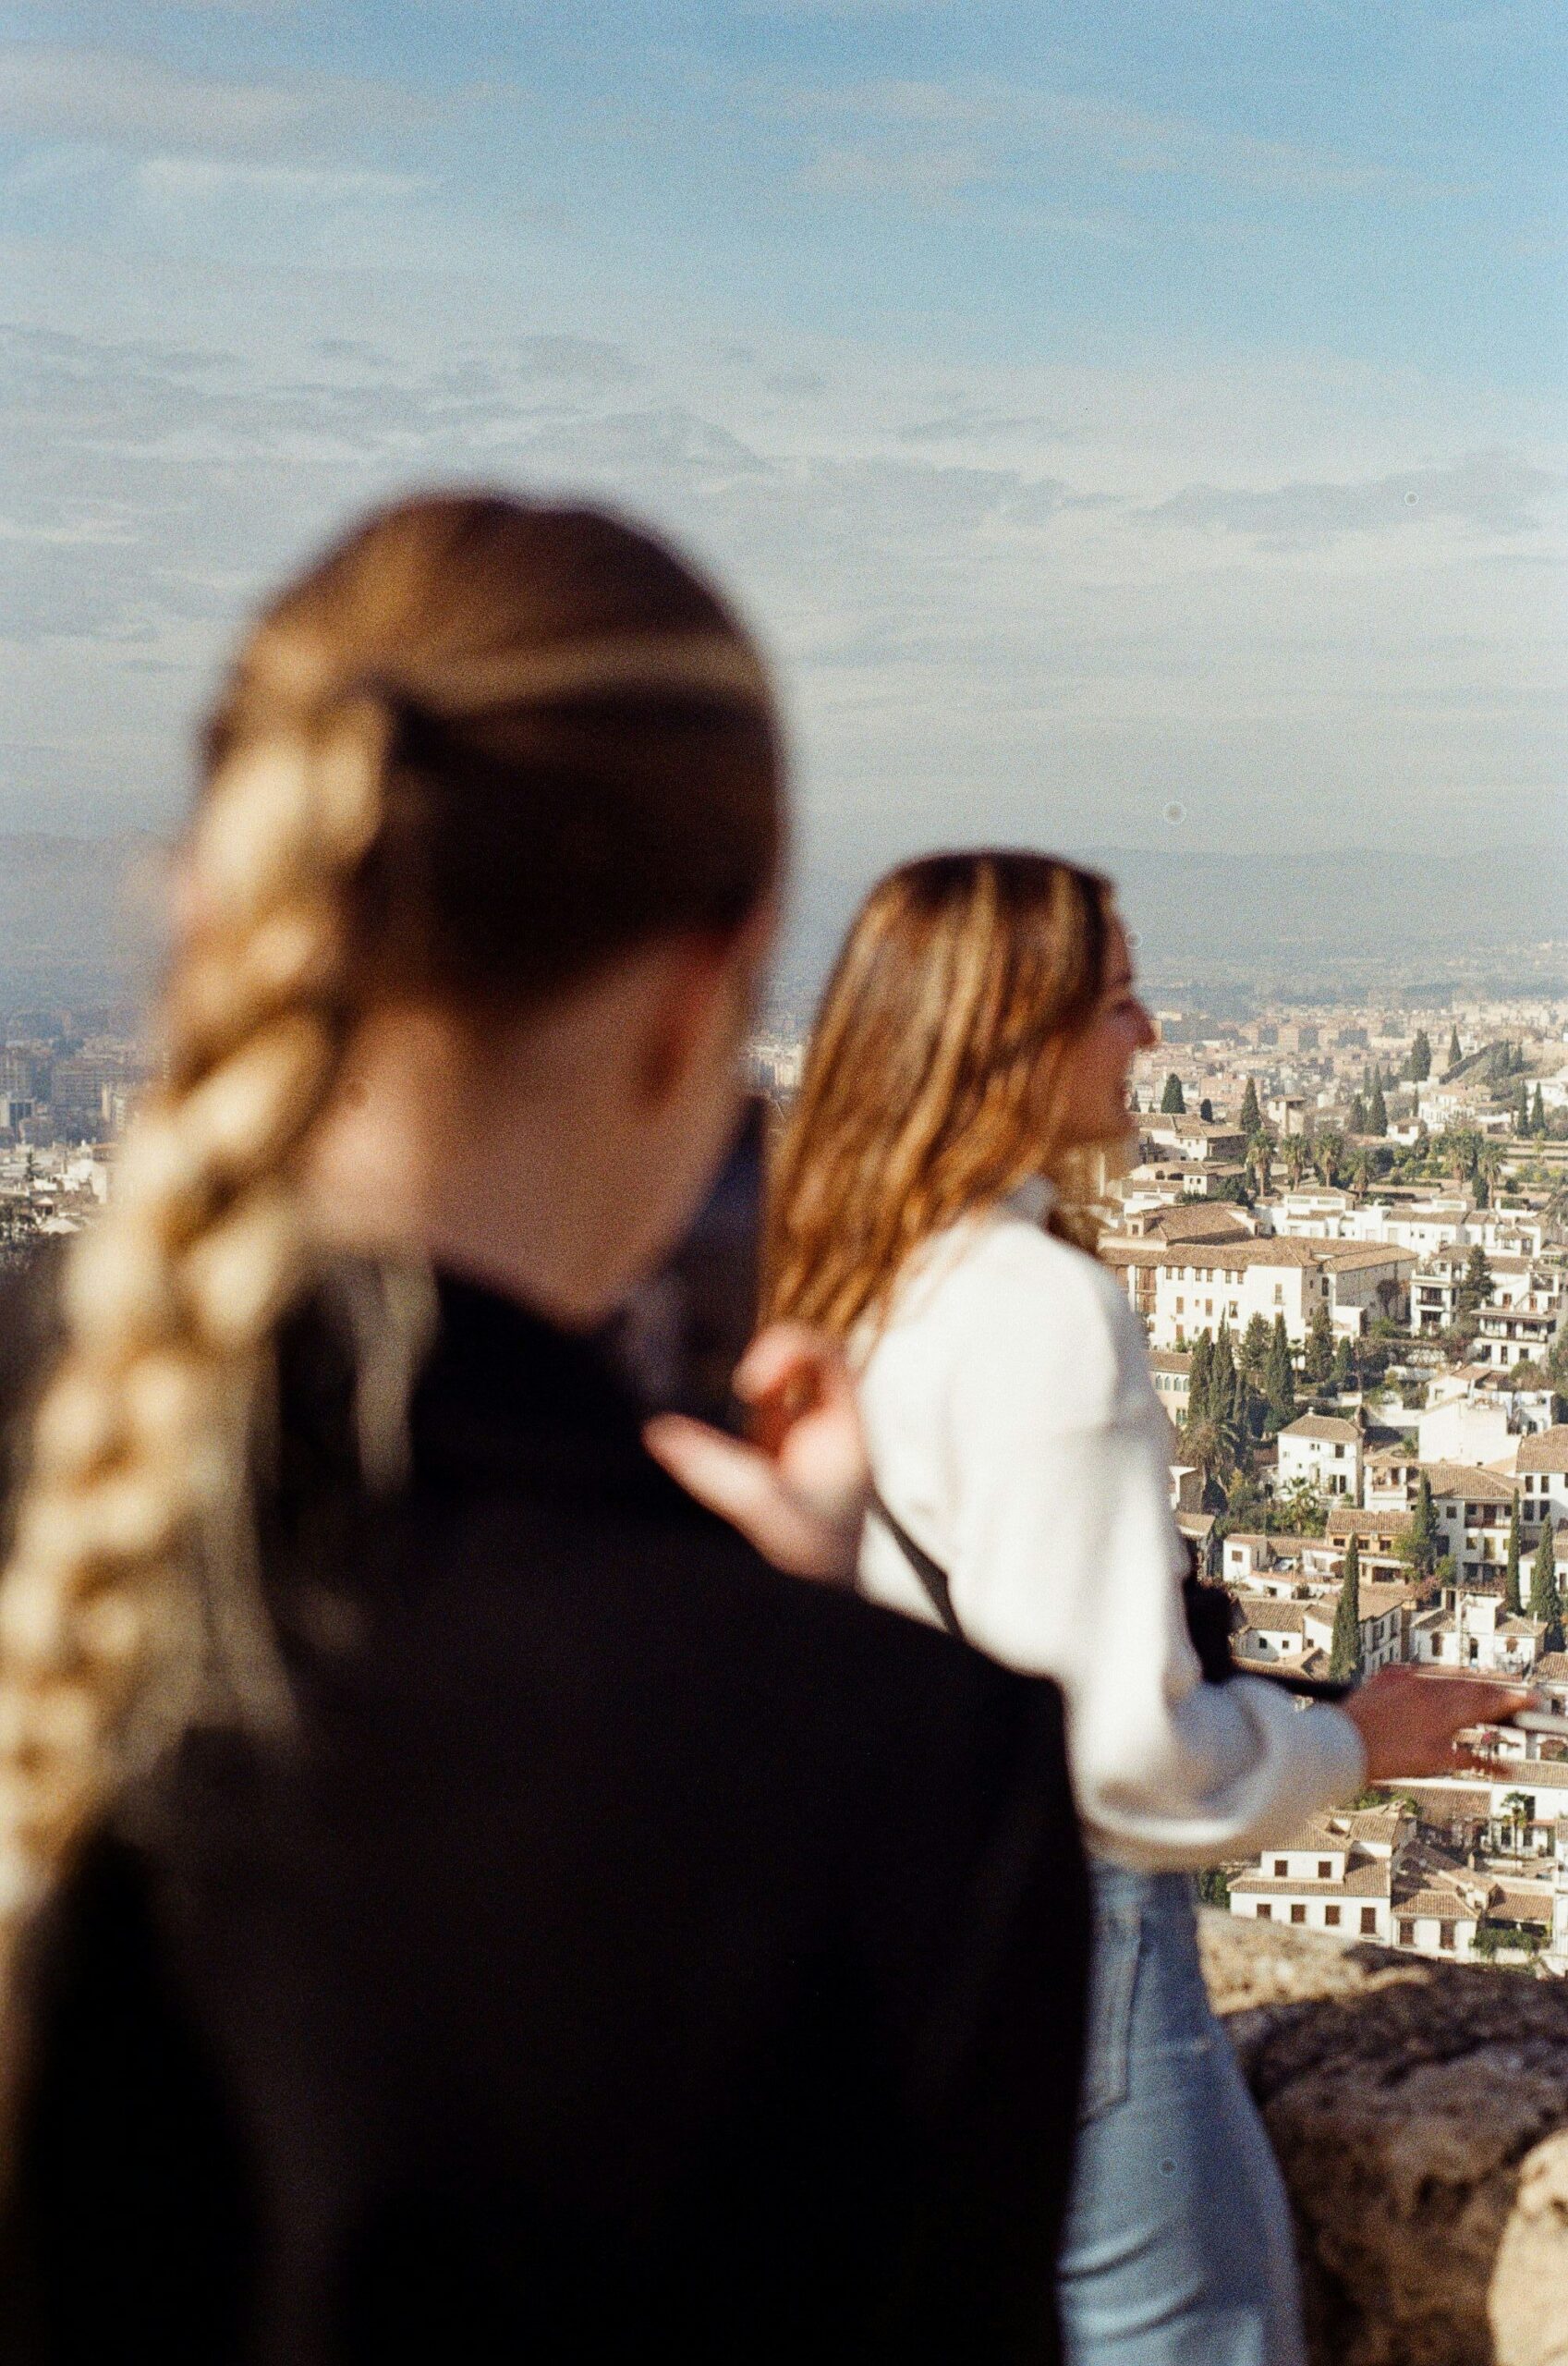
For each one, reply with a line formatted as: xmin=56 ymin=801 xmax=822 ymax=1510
xmin=1410 ymin=1588 xmax=1545 ymax=1678
xmin=1425 ymin=1463 xmax=1521 ymax=1584
xmin=1416 ymin=1396 xmax=1513 ymax=1470
xmin=1517 ymin=1429 xmax=1568 ymax=1542
xmin=1277 ymin=1412 xmax=1364 ymax=1500
xmin=1229 ymin=1806 xmax=1550 ymax=1962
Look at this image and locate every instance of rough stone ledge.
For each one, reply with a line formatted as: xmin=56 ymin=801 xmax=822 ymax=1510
xmin=1198 ymin=1910 xmax=1568 ymax=2366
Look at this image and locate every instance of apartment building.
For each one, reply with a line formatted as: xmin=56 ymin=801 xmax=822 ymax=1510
xmin=1101 ymin=1237 xmax=1415 ymax=1350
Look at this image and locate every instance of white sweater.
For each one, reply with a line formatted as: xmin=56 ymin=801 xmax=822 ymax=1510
xmin=855 ymin=1190 xmax=1366 ymax=1870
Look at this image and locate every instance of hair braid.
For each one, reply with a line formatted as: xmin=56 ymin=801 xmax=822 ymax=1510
xmin=0 ymin=687 xmax=386 ymax=2000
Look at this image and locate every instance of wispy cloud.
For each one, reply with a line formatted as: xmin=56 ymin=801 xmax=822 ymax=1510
xmin=0 ymin=41 xmax=452 ymax=161
xmin=779 ymin=76 xmax=1434 ymax=204
xmin=1148 ymin=453 xmax=1564 ymax=545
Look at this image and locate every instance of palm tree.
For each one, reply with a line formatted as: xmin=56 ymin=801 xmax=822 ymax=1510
xmin=1349 ymin=1147 xmax=1372 ymax=1198
xmin=1246 ymin=1137 xmax=1273 ymax=1200
xmin=1500 ymin=1791 xmax=1532 ymax=1861
xmin=1314 ymin=1128 xmax=1346 ymax=1189
xmin=1282 ymin=1137 xmax=1308 ymax=1189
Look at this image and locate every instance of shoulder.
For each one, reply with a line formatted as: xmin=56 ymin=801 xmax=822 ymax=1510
xmin=885 ymin=1213 xmax=1151 ymax=1430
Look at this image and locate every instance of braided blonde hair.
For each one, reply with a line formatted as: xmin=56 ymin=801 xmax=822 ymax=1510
xmin=0 ymin=491 xmax=780 ymax=2048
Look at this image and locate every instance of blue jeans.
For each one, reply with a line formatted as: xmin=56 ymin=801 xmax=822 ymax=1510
xmin=1058 ymin=1864 xmax=1306 ymax=2366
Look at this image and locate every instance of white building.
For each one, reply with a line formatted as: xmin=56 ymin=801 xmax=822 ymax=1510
xmin=1229 ymin=1805 xmax=1552 ymax=1963
xmin=1410 ymin=1588 xmax=1545 ymax=1678
xmin=1277 ymin=1411 xmax=1364 ymax=1501
xmin=1416 ymin=1396 xmax=1513 ymax=1470
xmin=1100 ymin=1237 xmax=1414 ymax=1351
xmin=1517 ymin=1429 xmax=1568 ymax=1543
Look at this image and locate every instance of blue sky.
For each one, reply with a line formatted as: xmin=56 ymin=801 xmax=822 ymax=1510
xmin=1 ymin=0 xmax=1563 ymax=950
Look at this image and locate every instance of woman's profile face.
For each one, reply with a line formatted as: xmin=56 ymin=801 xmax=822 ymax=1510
xmin=1052 ymin=915 xmax=1157 ymax=1150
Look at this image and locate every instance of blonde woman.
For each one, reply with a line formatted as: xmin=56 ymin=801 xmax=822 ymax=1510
xmin=0 ymin=508 xmax=1093 ymax=2361
xmin=767 ymin=850 xmax=1529 ymax=2366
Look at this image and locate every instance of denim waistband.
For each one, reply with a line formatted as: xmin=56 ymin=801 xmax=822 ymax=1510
xmin=1088 ymin=1861 xmax=1197 ymax=1921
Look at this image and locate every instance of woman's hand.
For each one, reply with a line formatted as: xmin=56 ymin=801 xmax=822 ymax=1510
xmin=643 ymin=1323 xmax=869 ymax=1580
xmin=1343 ymin=1665 xmax=1538 ymax=1784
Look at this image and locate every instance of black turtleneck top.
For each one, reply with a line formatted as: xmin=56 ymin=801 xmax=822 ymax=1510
xmin=2 ymin=1268 xmax=1088 ymax=2364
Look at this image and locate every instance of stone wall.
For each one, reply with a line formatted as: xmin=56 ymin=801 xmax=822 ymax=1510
xmin=1199 ymin=1911 xmax=1568 ymax=2366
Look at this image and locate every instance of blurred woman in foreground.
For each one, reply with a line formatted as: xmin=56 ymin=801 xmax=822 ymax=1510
xmin=0 ymin=505 xmax=1090 ymax=2362
xmin=767 ymin=850 xmax=1529 ymax=2366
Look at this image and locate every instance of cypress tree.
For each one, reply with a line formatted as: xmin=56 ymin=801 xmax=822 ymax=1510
xmin=1348 ymin=1094 xmax=1367 ymax=1136
xmin=1368 ymin=1072 xmax=1388 ymax=1136
xmin=1329 ymin=1534 xmax=1363 ymax=1680
xmin=1458 ymin=1241 xmax=1492 ymax=1314
xmin=1332 ymin=1335 xmax=1355 ymax=1393
xmin=1446 ymin=1025 xmax=1463 ymax=1073
xmin=1199 ymin=1097 xmax=1214 ymax=1123
xmin=1209 ymin=1320 xmax=1236 ymax=1422
xmin=1265 ymin=1315 xmax=1295 ymax=1428
xmin=1529 ymin=1520 xmax=1564 ymax=1654
xmin=1532 ymin=1082 xmax=1547 ymax=1136
xmin=1240 ymin=1312 xmax=1270 ymax=1378
xmin=1409 ymin=1473 xmax=1440 ymax=1579
xmin=1304 ymin=1298 xmax=1334 ymax=1386
xmin=1410 ymin=1029 xmax=1431 ymax=1082
xmin=1515 ymin=1080 xmax=1530 ymax=1137
xmin=1239 ymin=1077 xmax=1262 ymax=1137
xmin=1188 ymin=1331 xmax=1213 ymax=1420
xmin=1161 ymin=1073 xmax=1185 ymax=1116
xmin=1504 ymin=1502 xmax=1523 ymax=1616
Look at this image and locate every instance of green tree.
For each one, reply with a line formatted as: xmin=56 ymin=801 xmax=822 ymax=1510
xmin=1199 ymin=1096 xmax=1214 ymax=1123
xmin=1240 ymin=1312 xmax=1271 ymax=1379
xmin=1304 ymin=1297 xmax=1335 ymax=1387
xmin=1209 ymin=1321 xmax=1237 ymax=1424
xmin=1368 ymin=1072 xmax=1388 ymax=1136
xmin=1407 ymin=1472 xmax=1440 ymax=1579
xmin=1503 ymin=1502 xmax=1523 ymax=1616
xmin=1331 ymin=1335 xmax=1355 ymax=1394
xmin=1161 ymin=1073 xmax=1185 ymax=1116
xmin=1446 ymin=1025 xmax=1463 ymax=1074
xmin=1239 ymin=1077 xmax=1262 ymax=1138
xmin=1514 ymin=1080 xmax=1530 ymax=1137
xmin=1348 ymin=1093 xmax=1367 ymax=1135
xmin=1189 ymin=1331 xmax=1213 ymax=1417
xmin=1410 ymin=1029 xmax=1432 ymax=1082
xmin=1528 ymin=1520 xmax=1563 ymax=1654
xmin=1457 ymin=1241 xmax=1493 ymax=1315
xmin=1532 ymin=1082 xmax=1547 ymax=1136
xmin=1329 ymin=1534 xmax=1363 ymax=1680
xmin=1264 ymin=1315 xmax=1295 ymax=1430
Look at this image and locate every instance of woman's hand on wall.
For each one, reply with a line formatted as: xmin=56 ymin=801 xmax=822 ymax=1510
xmin=1343 ymin=1665 xmax=1540 ymax=1783
xmin=644 ymin=1323 xmax=869 ymax=1580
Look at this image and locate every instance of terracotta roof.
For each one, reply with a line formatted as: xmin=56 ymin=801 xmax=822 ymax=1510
xmin=1422 ymin=1462 xmax=1518 ymax=1506
xmin=1147 ymin=1349 xmax=1193 ymax=1374
xmin=1233 ymin=1860 xmax=1391 ymax=1898
xmin=1518 ymin=1427 xmax=1568 ymax=1476
xmin=1326 ymin=1506 xmax=1414 ymax=1542
xmin=1141 ymin=1203 xmax=1256 ymax=1243
xmin=1282 ymin=1413 xmax=1362 ymax=1444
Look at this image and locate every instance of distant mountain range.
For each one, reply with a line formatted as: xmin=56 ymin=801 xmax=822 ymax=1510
xmin=0 ymin=832 xmax=1562 ymax=1024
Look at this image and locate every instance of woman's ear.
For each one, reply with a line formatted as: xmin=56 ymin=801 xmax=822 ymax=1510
xmin=635 ymin=906 xmax=775 ymax=1111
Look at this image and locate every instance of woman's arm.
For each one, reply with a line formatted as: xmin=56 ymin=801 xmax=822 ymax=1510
xmin=932 ymin=1232 xmax=1366 ymax=1867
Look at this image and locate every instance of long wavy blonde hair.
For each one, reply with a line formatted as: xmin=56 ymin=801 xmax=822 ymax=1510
xmin=0 ymin=491 xmax=780 ymax=2054
xmin=765 ymin=851 xmax=1116 ymax=1341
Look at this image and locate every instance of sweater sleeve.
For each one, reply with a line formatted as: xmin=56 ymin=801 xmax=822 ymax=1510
xmin=938 ymin=1235 xmax=1365 ymax=1870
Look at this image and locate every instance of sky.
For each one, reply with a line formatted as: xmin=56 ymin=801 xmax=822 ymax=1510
xmin=1 ymin=0 xmax=1564 ymax=981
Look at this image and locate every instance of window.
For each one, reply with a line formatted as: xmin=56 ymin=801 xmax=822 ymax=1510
xmin=1257 ymin=1903 xmax=1272 ymax=1921
xmin=1399 ymin=1918 xmax=1416 ymax=1945
xmin=1175 ymin=1298 xmax=1184 ymax=1314
xmin=1360 ymin=1909 xmax=1378 ymax=1935
xmin=1273 ymin=1859 xmax=1288 ymax=1877
xmin=1318 ymin=1860 xmax=1331 ymax=1879
xmin=1290 ymin=1903 xmax=1307 ymax=1925
xmin=1440 ymin=1922 xmax=1456 ymax=1951
xmin=1325 ymin=1905 xmax=1342 ymax=1928
xmin=1274 ymin=1286 xmax=1283 ymax=1304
